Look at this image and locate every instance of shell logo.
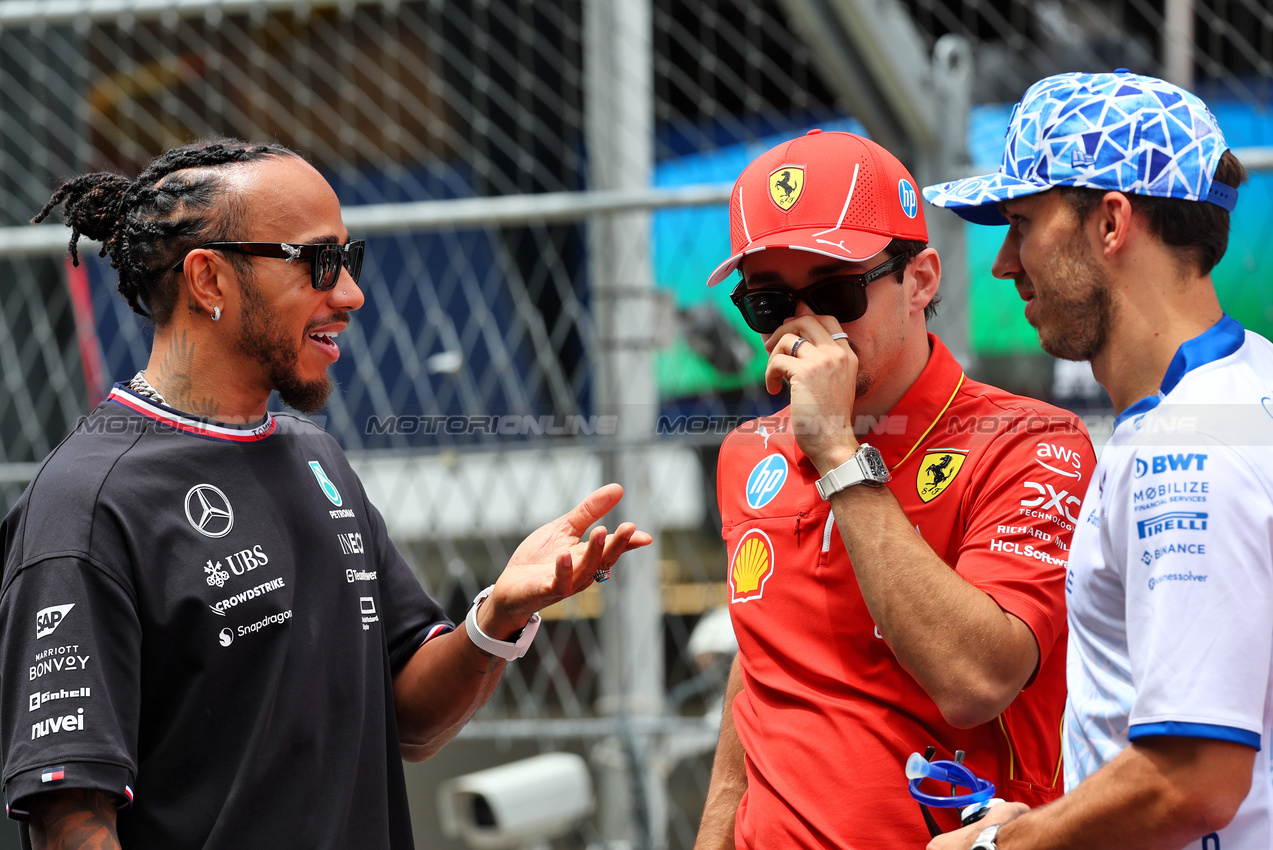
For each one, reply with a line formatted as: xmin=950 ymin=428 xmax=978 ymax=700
xmin=729 ymin=529 xmax=775 ymax=603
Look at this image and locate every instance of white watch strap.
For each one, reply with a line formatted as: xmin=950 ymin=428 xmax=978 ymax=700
xmin=971 ymin=823 xmax=1001 ymax=850
xmin=815 ymin=444 xmax=890 ymax=500
xmin=465 ymin=585 xmax=541 ymax=660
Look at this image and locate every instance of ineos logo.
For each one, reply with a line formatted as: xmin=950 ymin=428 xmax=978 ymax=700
xmin=185 ymin=484 xmax=234 ymax=538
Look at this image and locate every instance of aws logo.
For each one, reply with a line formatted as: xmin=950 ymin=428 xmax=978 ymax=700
xmin=729 ymin=529 xmax=775 ymax=603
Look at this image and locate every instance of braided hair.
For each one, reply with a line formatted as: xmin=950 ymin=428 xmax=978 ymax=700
xmin=32 ymin=138 xmax=298 ymax=323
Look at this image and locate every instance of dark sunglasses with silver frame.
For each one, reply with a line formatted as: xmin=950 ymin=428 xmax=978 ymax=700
xmin=169 ymin=240 xmax=366 ymax=291
xmin=730 ymin=250 xmax=914 ymax=334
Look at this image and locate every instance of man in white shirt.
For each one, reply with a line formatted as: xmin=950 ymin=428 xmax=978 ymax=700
xmin=922 ymin=70 xmax=1269 ymax=850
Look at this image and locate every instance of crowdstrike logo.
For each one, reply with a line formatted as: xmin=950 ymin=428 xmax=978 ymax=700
xmin=185 ymin=484 xmax=234 ymax=538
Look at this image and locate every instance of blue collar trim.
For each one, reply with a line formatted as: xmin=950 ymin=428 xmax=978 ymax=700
xmin=1114 ymin=314 xmax=1245 ymax=430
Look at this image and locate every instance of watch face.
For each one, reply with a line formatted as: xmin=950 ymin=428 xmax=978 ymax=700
xmin=861 ymin=447 xmax=890 ymax=480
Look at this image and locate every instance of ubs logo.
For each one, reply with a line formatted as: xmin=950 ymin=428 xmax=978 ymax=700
xmin=185 ymin=484 xmax=234 ymax=538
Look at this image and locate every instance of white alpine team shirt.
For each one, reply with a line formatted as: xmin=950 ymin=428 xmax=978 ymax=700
xmin=1065 ymin=316 xmax=1273 ymax=850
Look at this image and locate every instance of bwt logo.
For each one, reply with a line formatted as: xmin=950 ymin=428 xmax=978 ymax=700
xmin=1134 ymin=453 xmax=1207 ymax=478
xmin=1136 ymin=511 xmax=1208 ymax=539
xmin=35 ymin=604 xmax=75 ymax=640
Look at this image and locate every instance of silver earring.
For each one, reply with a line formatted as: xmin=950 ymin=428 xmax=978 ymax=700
xmin=212 ymin=306 xmax=222 ymax=322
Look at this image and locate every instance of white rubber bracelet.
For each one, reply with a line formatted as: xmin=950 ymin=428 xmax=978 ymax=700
xmin=465 ymin=585 xmax=541 ymax=660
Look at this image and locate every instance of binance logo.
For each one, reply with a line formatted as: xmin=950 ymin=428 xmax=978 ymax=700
xmin=769 ymin=166 xmax=804 ymax=211
xmin=916 ymin=449 xmax=967 ymax=503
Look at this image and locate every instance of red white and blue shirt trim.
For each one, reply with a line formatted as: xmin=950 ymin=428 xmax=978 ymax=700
xmin=107 ymin=384 xmax=277 ymax=443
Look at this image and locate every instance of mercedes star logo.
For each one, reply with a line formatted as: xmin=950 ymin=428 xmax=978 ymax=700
xmin=184 ymin=484 xmax=234 ymax=538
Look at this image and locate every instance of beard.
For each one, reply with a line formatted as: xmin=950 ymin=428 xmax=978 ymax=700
xmin=1029 ymin=225 xmax=1114 ymax=362
xmin=237 ymin=276 xmax=335 ymax=414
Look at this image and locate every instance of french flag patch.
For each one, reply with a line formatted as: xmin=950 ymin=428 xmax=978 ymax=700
xmin=41 ymin=766 xmax=65 ymax=784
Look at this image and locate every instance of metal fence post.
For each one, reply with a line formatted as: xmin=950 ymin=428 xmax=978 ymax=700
xmin=584 ymin=0 xmax=667 ymax=847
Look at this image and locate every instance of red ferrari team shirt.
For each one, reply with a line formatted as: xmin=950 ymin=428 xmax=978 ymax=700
xmin=719 ymin=334 xmax=1092 ymax=849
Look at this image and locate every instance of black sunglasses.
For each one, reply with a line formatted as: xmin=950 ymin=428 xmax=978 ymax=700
xmin=730 ymin=251 xmax=914 ymax=334
xmin=170 ymin=240 xmax=365 ymax=291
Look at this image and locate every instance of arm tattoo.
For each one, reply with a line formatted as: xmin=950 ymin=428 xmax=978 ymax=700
xmin=29 ymin=789 xmax=121 ymax=850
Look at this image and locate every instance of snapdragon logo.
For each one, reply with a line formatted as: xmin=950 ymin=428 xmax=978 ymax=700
xmin=233 ymin=609 xmax=293 ymax=640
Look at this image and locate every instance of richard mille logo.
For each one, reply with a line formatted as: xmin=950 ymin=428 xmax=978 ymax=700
xmin=185 ymin=484 xmax=234 ymax=538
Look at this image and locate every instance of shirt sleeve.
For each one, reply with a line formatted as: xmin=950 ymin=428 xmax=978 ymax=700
xmin=954 ymin=416 xmax=1095 ymax=668
xmin=359 ymin=488 xmax=452 ymax=674
xmin=1121 ymin=441 xmax=1273 ymax=749
xmin=1 ymin=553 xmax=140 ymax=820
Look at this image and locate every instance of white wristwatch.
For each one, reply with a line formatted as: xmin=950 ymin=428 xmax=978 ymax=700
xmin=815 ymin=443 xmax=891 ymax=499
xmin=971 ymin=823 xmax=1001 ymax=850
xmin=465 ymin=585 xmax=541 ymax=660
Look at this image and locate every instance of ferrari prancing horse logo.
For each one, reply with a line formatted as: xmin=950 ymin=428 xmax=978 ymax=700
xmin=916 ymin=449 xmax=967 ymax=503
xmin=769 ymin=166 xmax=804 ymax=211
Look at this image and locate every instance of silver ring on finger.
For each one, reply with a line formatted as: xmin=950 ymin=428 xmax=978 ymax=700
xmin=593 ymin=569 xmax=611 ymax=583
xmin=790 ymin=337 xmax=808 ymax=357
xmin=830 ymin=332 xmax=849 ymax=342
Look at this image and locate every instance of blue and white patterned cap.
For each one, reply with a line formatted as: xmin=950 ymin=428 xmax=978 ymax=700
xmin=922 ymin=71 xmax=1237 ymax=225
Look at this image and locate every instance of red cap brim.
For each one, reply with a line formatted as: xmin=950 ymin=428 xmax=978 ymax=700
xmin=705 ymin=227 xmax=893 ymax=287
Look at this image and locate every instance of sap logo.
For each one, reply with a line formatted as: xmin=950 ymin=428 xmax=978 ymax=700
xmin=1136 ymin=511 xmax=1207 ymax=539
xmin=1135 ymin=453 xmax=1207 ymax=478
xmin=746 ymin=455 xmax=788 ymax=510
xmin=1034 ymin=442 xmax=1082 ymax=478
xmin=35 ymin=605 xmax=75 ymax=640
xmin=1020 ymin=481 xmax=1082 ymax=523
xmin=31 ymin=708 xmax=84 ymax=740
xmin=338 ymin=532 xmax=365 ymax=555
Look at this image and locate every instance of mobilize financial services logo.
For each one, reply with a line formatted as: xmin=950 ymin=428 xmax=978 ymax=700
xmin=185 ymin=484 xmax=234 ymax=538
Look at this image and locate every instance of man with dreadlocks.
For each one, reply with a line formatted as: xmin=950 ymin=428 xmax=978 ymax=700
xmin=0 ymin=139 xmax=649 ymax=849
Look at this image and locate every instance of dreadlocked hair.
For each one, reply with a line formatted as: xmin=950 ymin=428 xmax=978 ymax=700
xmin=32 ymin=138 xmax=299 ymax=323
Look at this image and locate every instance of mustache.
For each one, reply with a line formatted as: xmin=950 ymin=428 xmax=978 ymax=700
xmin=306 ymin=312 xmax=351 ymax=332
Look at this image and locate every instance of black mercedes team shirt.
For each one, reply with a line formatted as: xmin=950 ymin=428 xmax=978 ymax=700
xmin=0 ymin=385 xmax=451 ymax=848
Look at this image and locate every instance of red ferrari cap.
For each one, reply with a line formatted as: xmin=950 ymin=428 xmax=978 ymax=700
xmin=706 ymin=129 xmax=928 ymax=287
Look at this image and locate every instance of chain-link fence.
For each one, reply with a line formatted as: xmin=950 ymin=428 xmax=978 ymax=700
xmin=0 ymin=1 xmax=1269 ymax=848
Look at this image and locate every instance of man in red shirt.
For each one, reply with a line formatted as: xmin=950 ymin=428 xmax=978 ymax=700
xmin=693 ymin=130 xmax=1093 ymax=849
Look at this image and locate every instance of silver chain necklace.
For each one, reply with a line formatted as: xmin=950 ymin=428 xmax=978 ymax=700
xmin=128 ymin=371 xmax=167 ymax=406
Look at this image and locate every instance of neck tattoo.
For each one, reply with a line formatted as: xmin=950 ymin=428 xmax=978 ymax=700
xmin=128 ymin=371 xmax=168 ymax=406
